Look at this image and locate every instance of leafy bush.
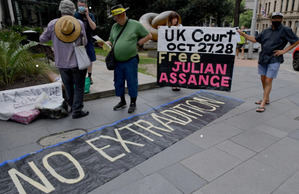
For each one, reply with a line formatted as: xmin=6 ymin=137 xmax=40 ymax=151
xmin=0 ymin=30 xmax=49 ymax=87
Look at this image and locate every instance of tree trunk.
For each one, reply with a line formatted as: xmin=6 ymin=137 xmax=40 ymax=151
xmin=233 ymin=0 xmax=242 ymax=27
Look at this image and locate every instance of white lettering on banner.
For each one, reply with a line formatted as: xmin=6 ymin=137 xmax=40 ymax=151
xmin=158 ymin=26 xmax=240 ymax=55
xmin=6 ymin=93 xmax=228 ymax=190
xmin=0 ymin=82 xmax=63 ymax=120
xmin=42 ymin=151 xmax=85 ymax=184
xmin=8 ymin=162 xmax=55 ymax=194
xmin=160 ymin=110 xmax=193 ymax=124
xmin=134 ymin=120 xmax=170 ymax=135
xmin=86 ymin=137 xmax=126 ymax=162
xmin=118 ymin=123 xmax=155 ymax=142
xmin=172 ymin=104 xmax=203 ymax=117
xmin=86 ymin=128 xmax=145 ymax=162
xmin=151 ymin=112 xmax=185 ymax=132
xmin=185 ymin=96 xmax=225 ymax=112
xmin=100 ymin=129 xmax=144 ymax=153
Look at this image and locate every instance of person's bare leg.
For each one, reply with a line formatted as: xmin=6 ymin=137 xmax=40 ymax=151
xmin=241 ymin=47 xmax=245 ymax=59
xmin=261 ymin=75 xmax=266 ymax=90
xmin=236 ymin=48 xmax=240 ymax=58
xmin=260 ymin=76 xmax=273 ymax=107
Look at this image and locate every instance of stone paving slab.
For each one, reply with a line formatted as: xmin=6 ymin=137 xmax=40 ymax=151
xmin=181 ymin=147 xmax=242 ymax=181
xmin=186 ymin=123 xmax=242 ymax=149
xmin=230 ymin=129 xmax=280 ymax=152
xmin=88 ymin=168 xmax=144 ymax=194
xmin=216 ymin=140 xmax=256 ymax=161
xmin=136 ymin=139 xmax=203 ymax=176
xmin=158 ymin=163 xmax=207 ymax=194
xmin=288 ymin=129 xmax=299 ymax=141
xmin=196 ymin=159 xmax=289 ymax=194
xmin=1 ymin=53 xmax=299 ymax=193
xmin=272 ymin=171 xmax=299 ymax=194
xmin=108 ymin=173 xmax=182 ymax=194
xmin=253 ymin=138 xmax=299 ymax=177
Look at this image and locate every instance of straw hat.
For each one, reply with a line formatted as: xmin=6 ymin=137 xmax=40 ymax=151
xmin=54 ymin=15 xmax=81 ymax=43
xmin=108 ymin=4 xmax=129 ymax=18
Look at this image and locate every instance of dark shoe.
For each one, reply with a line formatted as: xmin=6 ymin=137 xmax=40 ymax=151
xmin=113 ymin=101 xmax=127 ymax=111
xmin=72 ymin=111 xmax=89 ymax=119
xmin=128 ymin=104 xmax=136 ymax=113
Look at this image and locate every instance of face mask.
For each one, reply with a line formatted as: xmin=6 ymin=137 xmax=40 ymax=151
xmin=272 ymin=21 xmax=281 ymax=29
xmin=78 ymin=6 xmax=86 ymax=14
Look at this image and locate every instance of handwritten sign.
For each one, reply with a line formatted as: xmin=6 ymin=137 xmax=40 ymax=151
xmin=0 ymin=91 xmax=243 ymax=194
xmin=0 ymin=82 xmax=63 ymax=120
xmin=157 ymin=26 xmax=240 ymax=91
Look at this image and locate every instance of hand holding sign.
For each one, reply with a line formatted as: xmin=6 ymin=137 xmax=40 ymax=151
xmin=157 ymin=26 xmax=239 ymax=91
xmin=93 ymin=35 xmax=111 ymax=51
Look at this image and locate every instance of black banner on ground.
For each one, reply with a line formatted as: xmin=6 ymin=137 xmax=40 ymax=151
xmin=157 ymin=52 xmax=235 ymax=91
xmin=0 ymin=91 xmax=243 ymax=194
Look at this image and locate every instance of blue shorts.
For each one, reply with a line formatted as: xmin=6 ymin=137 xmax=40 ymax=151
xmin=85 ymin=41 xmax=96 ymax=62
xmin=258 ymin=62 xmax=281 ymax=78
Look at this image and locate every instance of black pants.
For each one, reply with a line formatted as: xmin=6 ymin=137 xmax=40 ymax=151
xmin=59 ymin=68 xmax=87 ymax=114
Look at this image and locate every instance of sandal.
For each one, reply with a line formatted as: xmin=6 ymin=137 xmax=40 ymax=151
xmin=256 ymin=106 xmax=266 ymax=112
xmin=255 ymin=100 xmax=270 ymax=105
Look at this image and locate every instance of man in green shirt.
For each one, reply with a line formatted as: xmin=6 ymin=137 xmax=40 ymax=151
xmin=105 ymin=4 xmax=152 ymax=113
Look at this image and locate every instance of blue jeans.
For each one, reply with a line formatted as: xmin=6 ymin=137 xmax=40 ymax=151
xmin=59 ymin=68 xmax=87 ymax=114
xmin=114 ymin=56 xmax=138 ymax=98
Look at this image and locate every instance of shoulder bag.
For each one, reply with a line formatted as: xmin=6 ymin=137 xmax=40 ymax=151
xmin=105 ymin=19 xmax=129 ymax=70
xmin=74 ymin=37 xmax=91 ymax=70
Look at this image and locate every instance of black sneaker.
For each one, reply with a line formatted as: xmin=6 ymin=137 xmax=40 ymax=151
xmin=128 ymin=104 xmax=136 ymax=113
xmin=72 ymin=111 xmax=89 ymax=119
xmin=113 ymin=101 xmax=127 ymax=111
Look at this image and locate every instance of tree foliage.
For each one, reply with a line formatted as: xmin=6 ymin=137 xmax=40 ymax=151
xmin=0 ymin=30 xmax=48 ymax=86
xmin=86 ymin=0 xmax=238 ymax=38
xmin=239 ymin=10 xmax=253 ymax=28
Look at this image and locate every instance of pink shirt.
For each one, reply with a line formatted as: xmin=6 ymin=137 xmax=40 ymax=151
xmin=40 ymin=18 xmax=87 ymax=69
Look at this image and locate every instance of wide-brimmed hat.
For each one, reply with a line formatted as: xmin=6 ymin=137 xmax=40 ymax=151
xmin=54 ymin=15 xmax=81 ymax=43
xmin=108 ymin=4 xmax=129 ymax=18
xmin=271 ymin=12 xmax=283 ymax=18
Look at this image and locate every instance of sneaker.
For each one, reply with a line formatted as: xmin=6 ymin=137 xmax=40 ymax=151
xmin=128 ymin=104 xmax=136 ymax=113
xmin=72 ymin=110 xmax=89 ymax=119
xmin=113 ymin=101 xmax=127 ymax=111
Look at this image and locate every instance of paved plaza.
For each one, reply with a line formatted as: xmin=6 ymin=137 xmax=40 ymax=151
xmin=1 ymin=53 xmax=299 ymax=194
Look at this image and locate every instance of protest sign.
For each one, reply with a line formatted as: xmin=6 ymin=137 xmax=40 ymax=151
xmin=0 ymin=82 xmax=63 ymax=120
xmin=0 ymin=91 xmax=243 ymax=194
xmin=157 ymin=26 xmax=240 ymax=91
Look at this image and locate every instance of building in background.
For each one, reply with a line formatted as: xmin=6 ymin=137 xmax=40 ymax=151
xmin=245 ymin=0 xmax=256 ymax=9
xmin=0 ymin=0 xmax=60 ymax=29
xmin=257 ymin=0 xmax=299 ymax=36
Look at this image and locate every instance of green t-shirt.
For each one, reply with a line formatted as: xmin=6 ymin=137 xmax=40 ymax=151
xmin=109 ymin=19 xmax=149 ymax=62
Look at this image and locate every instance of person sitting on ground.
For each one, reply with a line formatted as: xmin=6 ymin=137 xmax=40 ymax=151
xmin=40 ymin=0 xmax=89 ymax=119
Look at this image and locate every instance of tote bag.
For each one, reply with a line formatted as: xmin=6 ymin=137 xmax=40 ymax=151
xmin=74 ymin=42 xmax=91 ymax=70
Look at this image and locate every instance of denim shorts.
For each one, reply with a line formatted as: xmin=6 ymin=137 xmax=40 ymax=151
xmin=258 ymin=62 xmax=281 ymax=78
